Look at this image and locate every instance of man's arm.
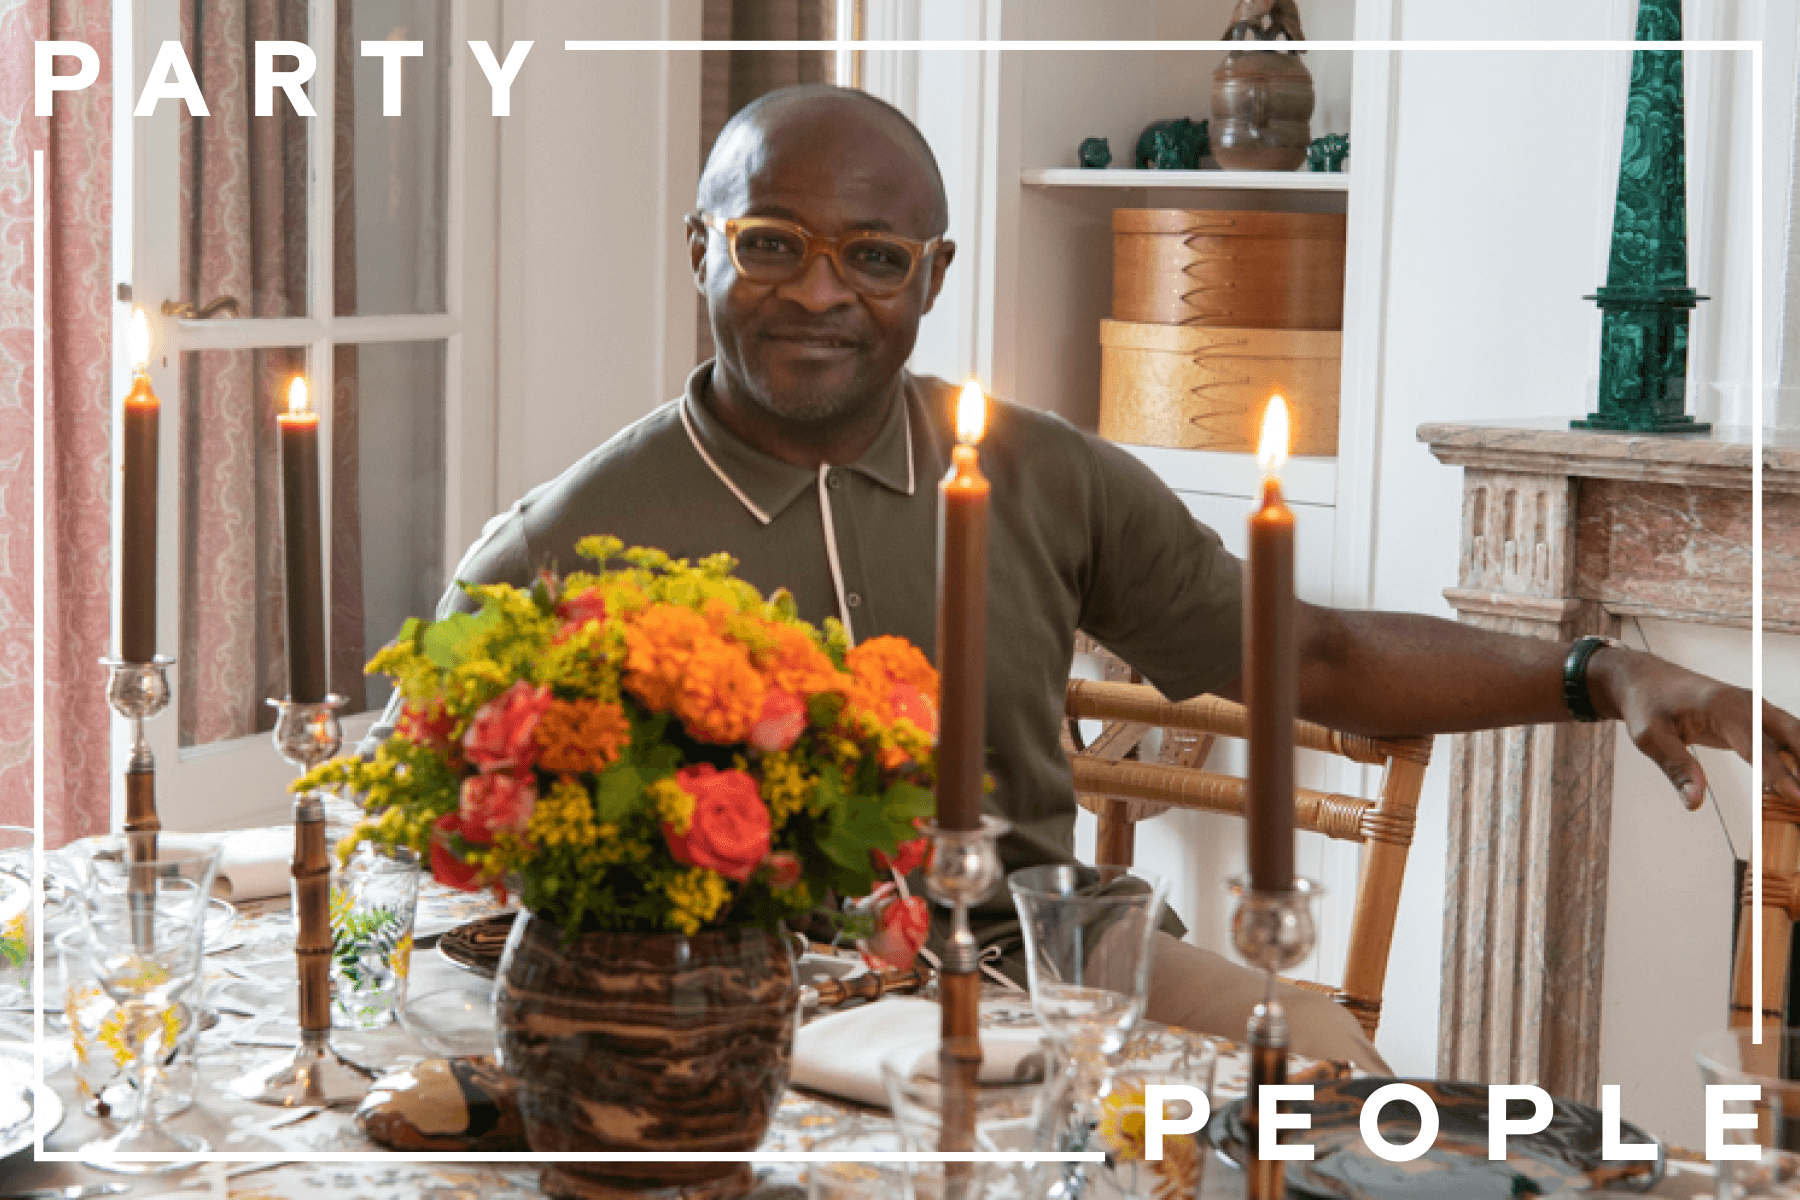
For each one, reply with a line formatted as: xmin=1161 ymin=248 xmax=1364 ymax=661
xmin=1213 ymin=603 xmax=1800 ymax=809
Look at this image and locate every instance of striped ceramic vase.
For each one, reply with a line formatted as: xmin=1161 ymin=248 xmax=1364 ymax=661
xmin=494 ymin=911 xmax=799 ymax=1199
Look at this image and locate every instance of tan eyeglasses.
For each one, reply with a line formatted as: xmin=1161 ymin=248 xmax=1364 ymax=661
xmin=696 ymin=212 xmax=942 ymax=298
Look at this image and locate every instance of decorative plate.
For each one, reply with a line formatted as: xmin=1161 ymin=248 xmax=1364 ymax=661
xmin=0 ymin=1044 xmax=66 ymax=1158
xmin=438 ymin=912 xmax=517 ymax=978
xmin=1210 ymin=1078 xmax=1664 ymax=1199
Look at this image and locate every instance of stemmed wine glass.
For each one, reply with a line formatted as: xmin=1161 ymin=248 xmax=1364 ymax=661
xmin=1008 ymin=864 xmax=1168 ymax=1199
xmin=69 ymin=832 xmax=221 ymax=1172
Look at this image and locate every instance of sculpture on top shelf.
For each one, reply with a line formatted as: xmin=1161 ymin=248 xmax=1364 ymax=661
xmin=1306 ymin=134 xmax=1349 ymax=173
xmin=1079 ymin=137 xmax=1112 ymax=169
xmin=1211 ymin=0 xmax=1314 ymax=172
xmin=1574 ymin=0 xmax=1709 ymax=434
xmin=1133 ymin=118 xmax=1210 ymax=170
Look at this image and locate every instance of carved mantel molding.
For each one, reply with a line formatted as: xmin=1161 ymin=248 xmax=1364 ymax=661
xmin=1420 ymin=421 xmax=1800 ymax=1099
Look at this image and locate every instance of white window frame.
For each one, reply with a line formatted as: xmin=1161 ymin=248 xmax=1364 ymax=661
xmin=114 ymin=0 xmax=499 ymax=830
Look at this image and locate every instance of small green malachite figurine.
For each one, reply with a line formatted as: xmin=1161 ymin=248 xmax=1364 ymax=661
xmin=1575 ymin=0 xmax=1709 ymax=434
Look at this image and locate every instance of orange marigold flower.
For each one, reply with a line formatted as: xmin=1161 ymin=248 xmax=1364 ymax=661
xmin=623 ymin=604 xmax=715 ymax=712
xmin=761 ymin=624 xmax=846 ymax=698
xmin=675 ymin=637 xmax=766 ymax=744
xmin=846 ymin=636 xmax=939 ymax=722
xmin=535 ymin=698 xmax=631 ymax=773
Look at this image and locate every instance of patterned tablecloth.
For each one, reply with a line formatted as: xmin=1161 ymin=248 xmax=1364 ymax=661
xmin=0 ymin=882 xmax=1722 ymax=1199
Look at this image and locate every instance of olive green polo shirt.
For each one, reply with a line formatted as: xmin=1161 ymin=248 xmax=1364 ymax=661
xmin=412 ymin=362 xmax=1244 ymax=927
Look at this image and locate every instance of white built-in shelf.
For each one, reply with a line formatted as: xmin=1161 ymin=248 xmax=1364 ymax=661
xmin=1021 ymin=168 xmax=1351 ymax=191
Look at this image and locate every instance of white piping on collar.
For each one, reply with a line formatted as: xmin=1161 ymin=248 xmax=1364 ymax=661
xmin=816 ymin=466 xmax=855 ymax=646
xmin=679 ymin=394 xmax=772 ymax=526
xmin=901 ymin=405 xmax=915 ymax=496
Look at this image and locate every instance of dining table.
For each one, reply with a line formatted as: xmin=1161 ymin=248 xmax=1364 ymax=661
xmin=0 ymin=875 xmax=1727 ymax=1200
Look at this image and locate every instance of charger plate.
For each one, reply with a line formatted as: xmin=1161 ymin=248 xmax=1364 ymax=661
xmin=438 ymin=912 xmax=517 ymax=977
xmin=0 ymin=1043 xmax=65 ymax=1158
xmin=1209 ymin=1078 xmax=1664 ymax=1199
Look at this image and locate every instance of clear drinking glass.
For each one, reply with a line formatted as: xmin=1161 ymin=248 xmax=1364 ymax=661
xmin=59 ymin=927 xmax=200 ymax=1118
xmin=330 ymin=841 xmax=420 ymax=1029
xmin=69 ymin=832 xmax=221 ymax=1172
xmin=881 ymin=1033 xmax=1060 ymax=1200
xmin=1695 ymin=1030 xmax=1800 ymax=1199
xmin=1081 ymin=1056 xmax=1218 ymax=1200
xmin=0 ymin=825 xmax=35 ymax=1011
xmin=1007 ymin=865 xmax=1166 ymax=1079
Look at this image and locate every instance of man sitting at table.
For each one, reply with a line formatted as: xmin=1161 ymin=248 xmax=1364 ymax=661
xmin=370 ymin=84 xmax=1800 ymax=1070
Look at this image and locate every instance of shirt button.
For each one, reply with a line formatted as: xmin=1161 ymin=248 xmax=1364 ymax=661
xmin=826 ymin=471 xmax=842 ymax=490
xmin=846 ymin=592 xmax=862 ymax=608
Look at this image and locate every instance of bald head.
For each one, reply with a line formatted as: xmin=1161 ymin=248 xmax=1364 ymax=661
xmin=697 ymin=85 xmax=949 ymax=236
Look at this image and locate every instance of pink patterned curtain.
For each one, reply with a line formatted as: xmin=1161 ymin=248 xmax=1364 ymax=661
xmin=0 ymin=0 xmax=116 ymax=846
xmin=177 ymin=0 xmax=363 ymax=747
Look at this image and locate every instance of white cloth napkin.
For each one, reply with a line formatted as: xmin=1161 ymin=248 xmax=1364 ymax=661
xmin=790 ymin=997 xmax=1050 ymax=1108
xmin=212 ymin=827 xmax=295 ymax=901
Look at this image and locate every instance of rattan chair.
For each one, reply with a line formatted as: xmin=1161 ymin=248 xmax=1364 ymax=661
xmin=1063 ymin=651 xmax=1431 ymax=1040
xmin=1730 ymin=785 xmax=1799 ymax=1030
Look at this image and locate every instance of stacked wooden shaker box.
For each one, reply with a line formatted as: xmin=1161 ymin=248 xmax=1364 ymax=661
xmin=1099 ymin=208 xmax=1347 ymax=456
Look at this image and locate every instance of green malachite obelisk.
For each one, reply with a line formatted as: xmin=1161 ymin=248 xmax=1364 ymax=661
xmin=1574 ymin=0 xmax=1710 ymax=434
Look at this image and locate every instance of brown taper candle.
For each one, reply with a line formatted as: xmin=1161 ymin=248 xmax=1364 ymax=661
xmin=120 ymin=311 xmax=158 ymax=663
xmin=278 ymin=378 xmax=327 ymax=703
xmin=935 ymin=382 xmax=990 ymax=833
xmin=1245 ymin=397 xmax=1295 ymax=892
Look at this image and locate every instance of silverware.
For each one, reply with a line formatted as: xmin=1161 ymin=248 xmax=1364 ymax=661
xmin=0 ymin=1184 xmax=131 ymax=1200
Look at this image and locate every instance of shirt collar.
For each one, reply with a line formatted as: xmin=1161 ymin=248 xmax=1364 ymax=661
xmin=680 ymin=361 xmax=918 ymax=525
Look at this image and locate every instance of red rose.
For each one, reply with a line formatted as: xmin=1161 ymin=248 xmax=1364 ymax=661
xmin=863 ymin=894 xmax=930 ymax=971
xmin=556 ymin=588 xmax=609 ymax=632
xmin=872 ymin=835 xmax=928 ymax=878
xmin=662 ymin=765 xmax=771 ymax=883
xmin=749 ymin=689 xmax=807 ymax=752
xmin=463 ymin=681 xmax=553 ymax=772
xmin=430 ymin=811 xmax=483 ymax=892
xmin=889 ymin=684 xmax=938 ymax=738
xmin=397 ymin=700 xmax=456 ymax=751
xmin=459 ymin=771 xmax=536 ymax=845
xmin=762 ymin=851 xmax=803 ymax=889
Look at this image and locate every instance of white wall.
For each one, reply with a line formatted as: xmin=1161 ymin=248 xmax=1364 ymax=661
xmin=492 ymin=0 xmax=702 ymax=508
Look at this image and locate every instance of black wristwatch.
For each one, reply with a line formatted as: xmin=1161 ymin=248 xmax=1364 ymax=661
xmin=1563 ymin=635 xmax=1624 ymax=722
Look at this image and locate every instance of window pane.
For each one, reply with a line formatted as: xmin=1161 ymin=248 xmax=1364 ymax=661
xmin=341 ymin=1 xmax=451 ymax=316
xmin=178 ymin=348 xmax=307 ymax=748
xmin=344 ymin=341 xmax=447 ymax=715
xmin=178 ymin=342 xmax=444 ymax=746
xmin=180 ymin=0 xmax=311 ymax=319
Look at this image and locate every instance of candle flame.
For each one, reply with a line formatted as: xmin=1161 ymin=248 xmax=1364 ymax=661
xmin=1257 ymin=396 xmax=1290 ymax=476
xmin=129 ymin=308 xmax=149 ymax=372
xmin=955 ymin=380 xmax=987 ymax=445
xmin=287 ymin=376 xmax=310 ymax=416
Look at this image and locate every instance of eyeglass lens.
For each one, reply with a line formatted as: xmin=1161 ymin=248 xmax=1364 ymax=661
xmin=730 ymin=222 xmax=919 ymax=295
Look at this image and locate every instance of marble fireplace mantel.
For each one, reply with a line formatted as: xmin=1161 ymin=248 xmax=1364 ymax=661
xmin=1419 ymin=420 xmax=1799 ymax=1099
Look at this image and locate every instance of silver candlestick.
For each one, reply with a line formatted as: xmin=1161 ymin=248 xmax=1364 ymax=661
xmin=230 ymin=695 xmax=374 ymax=1107
xmin=101 ymin=656 xmax=174 ymax=834
xmin=921 ymin=816 xmax=1009 ymax=976
xmin=1229 ymin=875 xmax=1322 ymax=1200
xmin=922 ymin=815 xmax=1007 ymax=1197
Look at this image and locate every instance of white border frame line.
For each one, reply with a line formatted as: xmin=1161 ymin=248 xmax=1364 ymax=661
xmin=62 ymin=1151 xmax=1108 ymax=1164
xmin=566 ymin=39 xmax=1733 ymax=51
xmin=28 ymin=35 xmax=1764 ymax=1165
xmin=1752 ymin=36 xmax=1767 ymax=1053
xmin=31 ymin=145 xmax=49 ymax=1151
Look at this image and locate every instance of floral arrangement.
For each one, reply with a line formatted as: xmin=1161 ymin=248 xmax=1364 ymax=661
xmin=298 ymin=538 xmax=938 ymax=965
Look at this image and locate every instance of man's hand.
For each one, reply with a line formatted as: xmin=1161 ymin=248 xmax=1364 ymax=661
xmin=1587 ymin=646 xmax=1800 ymax=809
xmin=1259 ymin=605 xmax=1800 ymax=814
